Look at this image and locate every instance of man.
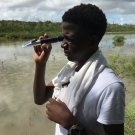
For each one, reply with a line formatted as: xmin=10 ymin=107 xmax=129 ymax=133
xmin=33 ymin=3 xmax=125 ymax=135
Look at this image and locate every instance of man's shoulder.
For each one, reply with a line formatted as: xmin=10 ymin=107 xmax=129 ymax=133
xmin=92 ymin=66 xmax=124 ymax=92
xmin=98 ymin=66 xmax=122 ymax=83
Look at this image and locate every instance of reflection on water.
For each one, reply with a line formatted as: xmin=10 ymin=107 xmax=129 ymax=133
xmin=99 ymin=34 xmax=135 ymax=58
xmin=0 ymin=34 xmax=135 ymax=135
xmin=0 ymin=40 xmax=68 ymax=135
xmin=112 ymin=41 xmax=125 ymax=47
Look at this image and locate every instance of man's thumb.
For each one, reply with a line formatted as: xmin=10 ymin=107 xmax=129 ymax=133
xmin=56 ymin=98 xmax=63 ymax=103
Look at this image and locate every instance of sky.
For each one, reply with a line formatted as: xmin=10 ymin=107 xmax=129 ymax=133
xmin=0 ymin=0 xmax=135 ymax=24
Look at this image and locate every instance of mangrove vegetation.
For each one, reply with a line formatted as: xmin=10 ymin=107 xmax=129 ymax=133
xmin=112 ymin=35 xmax=126 ymax=47
xmin=0 ymin=20 xmax=135 ymax=39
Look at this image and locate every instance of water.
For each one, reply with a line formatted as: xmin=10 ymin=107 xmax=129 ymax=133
xmin=0 ymin=34 xmax=135 ymax=135
xmin=0 ymin=40 xmax=68 ymax=135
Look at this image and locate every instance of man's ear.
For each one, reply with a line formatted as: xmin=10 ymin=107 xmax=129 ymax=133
xmin=88 ymin=35 xmax=99 ymax=47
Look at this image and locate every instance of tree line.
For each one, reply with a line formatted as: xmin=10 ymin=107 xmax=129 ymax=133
xmin=0 ymin=20 xmax=135 ymax=39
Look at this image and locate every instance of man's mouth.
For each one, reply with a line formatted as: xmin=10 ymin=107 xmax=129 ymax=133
xmin=64 ymin=50 xmax=70 ymax=56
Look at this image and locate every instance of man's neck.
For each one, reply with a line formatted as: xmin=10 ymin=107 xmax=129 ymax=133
xmin=75 ymin=48 xmax=98 ymax=72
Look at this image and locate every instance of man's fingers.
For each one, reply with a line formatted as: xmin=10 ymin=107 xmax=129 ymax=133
xmin=38 ymin=33 xmax=52 ymax=52
xmin=33 ymin=45 xmax=42 ymax=56
xmin=48 ymin=98 xmax=56 ymax=103
xmin=56 ymin=98 xmax=66 ymax=105
xmin=39 ymin=36 xmax=44 ymax=40
xmin=41 ymin=43 xmax=48 ymax=51
xmin=48 ymin=44 xmax=52 ymax=50
xmin=33 ymin=45 xmax=39 ymax=55
xmin=46 ymin=102 xmax=51 ymax=110
xmin=56 ymin=98 xmax=62 ymax=103
xmin=37 ymin=46 xmax=42 ymax=56
xmin=46 ymin=109 xmax=53 ymax=120
xmin=44 ymin=33 xmax=48 ymax=38
xmin=33 ymin=46 xmax=36 ymax=52
xmin=39 ymin=33 xmax=49 ymax=39
xmin=41 ymin=40 xmax=52 ymax=53
xmin=46 ymin=108 xmax=51 ymax=114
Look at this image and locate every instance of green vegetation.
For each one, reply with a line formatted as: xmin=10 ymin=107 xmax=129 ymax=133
xmin=112 ymin=35 xmax=126 ymax=47
xmin=0 ymin=20 xmax=62 ymax=39
xmin=113 ymin=35 xmax=126 ymax=43
xmin=107 ymin=23 xmax=135 ymax=33
xmin=0 ymin=20 xmax=135 ymax=39
xmin=108 ymin=54 xmax=135 ymax=135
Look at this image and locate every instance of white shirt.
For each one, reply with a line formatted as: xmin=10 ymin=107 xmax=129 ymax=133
xmin=52 ymin=67 xmax=125 ymax=135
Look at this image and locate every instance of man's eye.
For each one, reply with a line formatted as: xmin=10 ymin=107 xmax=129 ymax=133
xmin=65 ymin=37 xmax=74 ymax=42
xmin=67 ymin=39 xmax=73 ymax=42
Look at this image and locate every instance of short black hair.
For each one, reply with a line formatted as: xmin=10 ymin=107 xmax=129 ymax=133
xmin=62 ymin=3 xmax=107 ymax=42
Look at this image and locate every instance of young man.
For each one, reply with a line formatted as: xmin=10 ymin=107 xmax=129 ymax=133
xmin=33 ymin=3 xmax=125 ymax=135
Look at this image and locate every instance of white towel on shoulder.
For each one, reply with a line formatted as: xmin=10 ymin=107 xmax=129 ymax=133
xmin=52 ymin=49 xmax=107 ymax=115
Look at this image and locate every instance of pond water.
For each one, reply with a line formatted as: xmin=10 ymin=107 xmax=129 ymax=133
xmin=0 ymin=34 xmax=135 ymax=135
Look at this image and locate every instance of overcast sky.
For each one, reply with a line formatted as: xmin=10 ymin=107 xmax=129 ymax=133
xmin=0 ymin=0 xmax=135 ymax=24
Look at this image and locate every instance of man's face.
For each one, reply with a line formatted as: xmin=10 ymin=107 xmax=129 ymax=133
xmin=61 ymin=22 xmax=92 ymax=62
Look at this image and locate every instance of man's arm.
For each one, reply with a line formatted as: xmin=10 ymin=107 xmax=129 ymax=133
xmin=82 ymin=123 xmax=124 ymax=135
xmin=33 ymin=72 xmax=54 ymax=104
xmin=103 ymin=124 xmax=124 ymax=135
xmin=33 ymin=34 xmax=54 ymax=105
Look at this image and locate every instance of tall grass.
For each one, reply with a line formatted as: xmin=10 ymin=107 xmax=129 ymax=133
xmin=108 ymin=54 xmax=135 ymax=135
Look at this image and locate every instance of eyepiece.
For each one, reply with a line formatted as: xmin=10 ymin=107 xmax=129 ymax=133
xmin=41 ymin=35 xmax=64 ymax=44
xmin=22 ymin=35 xmax=64 ymax=48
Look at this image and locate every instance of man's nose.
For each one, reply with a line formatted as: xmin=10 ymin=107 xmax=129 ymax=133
xmin=61 ymin=40 xmax=68 ymax=48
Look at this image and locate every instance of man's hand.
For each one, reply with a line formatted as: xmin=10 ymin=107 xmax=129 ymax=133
xmin=33 ymin=33 xmax=52 ymax=66
xmin=46 ymin=98 xmax=77 ymax=129
xmin=46 ymin=98 xmax=100 ymax=135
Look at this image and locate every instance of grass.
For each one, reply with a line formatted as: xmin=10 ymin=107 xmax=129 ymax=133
xmin=108 ymin=54 xmax=135 ymax=135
